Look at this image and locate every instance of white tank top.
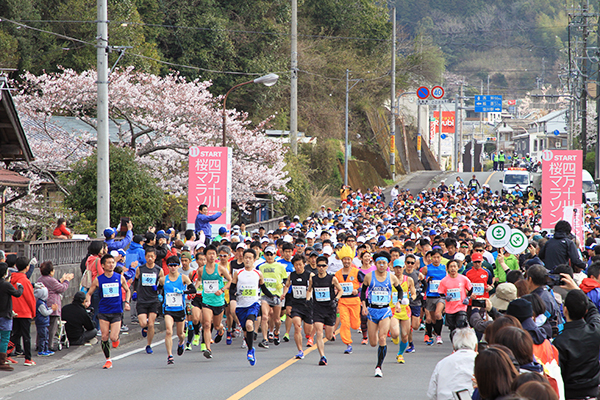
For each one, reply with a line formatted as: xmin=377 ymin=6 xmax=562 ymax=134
xmin=236 ymin=269 xmax=261 ymax=308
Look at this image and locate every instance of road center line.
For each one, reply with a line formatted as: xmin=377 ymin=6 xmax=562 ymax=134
xmin=226 ymin=329 xmax=340 ymax=400
xmin=484 ymin=171 xmax=496 ymax=185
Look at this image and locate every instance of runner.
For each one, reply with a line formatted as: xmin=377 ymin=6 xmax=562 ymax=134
xmin=279 ymin=242 xmax=295 ymax=343
xmin=402 ymin=253 xmax=423 ymax=353
xmin=310 ymin=255 xmax=343 ymax=366
xmin=158 ymin=256 xmax=195 ymax=364
xmin=227 ymin=243 xmax=246 ymax=345
xmin=334 ymin=245 xmax=362 ymax=355
xmin=84 ymin=253 xmax=131 ymax=369
xmin=390 ymin=259 xmax=416 ymax=364
xmin=132 ymin=247 xmax=164 ymax=354
xmin=187 ymin=258 xmax=205 ymax=352
xmin=281 ymin=254 xmax=314 ymax=359
xmin=422 ymin=248 xmax=447 ymax=345
xmin=229 ymin=248 xmax=275 ymax=366
xmin=200 ymin=244 xmax=232 ymax=359
xmin=360 ymin=251 xmax=404 ymax=377
xmin=258 ymin=245 xmax=287 ymax=348
xmin=437 ymin=259 xmax=472 ymax=338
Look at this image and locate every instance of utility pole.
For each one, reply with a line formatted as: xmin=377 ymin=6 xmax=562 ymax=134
xmin=581 ymin=0 xmax=588 ymax=161
xmin=96 ymin=0 xmax=110 ymax=236
xmin=417 ymin=103 xmax=421 ymax=161
xmin=459 ymin=84 xmax=464 ymax=172
xmin=290 ymin=0 xmax=298 ymax=155
xmin=345 ymin=69 xmax=349 ymax=186
xmin=454 ymin=93 xmax=459 ymax=171
xmin=390 ymin=7 xmax=396 ymax=179
xmin=438 ymin=104 xmax=442 ymax=168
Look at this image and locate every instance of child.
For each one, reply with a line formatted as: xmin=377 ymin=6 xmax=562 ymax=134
xmin=34 ymin=283 xmax=57 ymax=356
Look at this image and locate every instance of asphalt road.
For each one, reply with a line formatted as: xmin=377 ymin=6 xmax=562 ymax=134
xmin=0 ymin=325 xmax=453 ymax=400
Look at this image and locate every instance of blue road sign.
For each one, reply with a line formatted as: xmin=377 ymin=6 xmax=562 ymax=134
xmin=553 ymin=130 xmax=560 ymax=136
xmin=441 ymin=134 xmax=447 ymax=139
xmin=474 ymin=95 xmax=502 ymax=112
xmin=417 ymin=86 xmax=430 ymax=100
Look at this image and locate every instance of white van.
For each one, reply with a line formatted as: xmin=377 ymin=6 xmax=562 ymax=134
xmin=582 ymin=169 xmax=598 ymax=204
xmin=499 ymin=168 xmax=531 ymax=195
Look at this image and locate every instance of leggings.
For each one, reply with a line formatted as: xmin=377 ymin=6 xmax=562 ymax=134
xmin=0 ymin=330 xmax=10 ymax=353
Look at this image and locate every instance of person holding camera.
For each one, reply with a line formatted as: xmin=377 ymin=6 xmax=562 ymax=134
xmin=539 ymin=220 xmax=586 ymax=273
xmin=526 ymin=265 xmax=564 ymax=337
xmin=61 ymin=291 xmax=97 ymax=346
xmin=104 ymin=220 xmax=133 ymax=252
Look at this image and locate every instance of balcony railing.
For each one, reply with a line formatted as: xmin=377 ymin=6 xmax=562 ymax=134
xmin=0 ymin=239 xmax=104 ymax=266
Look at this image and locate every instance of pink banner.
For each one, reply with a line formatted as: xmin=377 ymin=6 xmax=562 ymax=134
xmin=541 ymin=150 xmax=582 ymax=230
xmin=563 ymin=205 xmax=585 ymax=250
xmin=187 ymin=146 xmax=232 ymax=234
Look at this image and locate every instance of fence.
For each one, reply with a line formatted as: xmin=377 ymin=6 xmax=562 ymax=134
xmin=246 ymin=216 xmax=286 ymax=233
xmin=0 ymin=239 xmax=104 ymax=265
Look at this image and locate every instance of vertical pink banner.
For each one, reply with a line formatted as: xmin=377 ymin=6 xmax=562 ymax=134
xmin=541 ymin=150 xmax=582 ymax=230
xmin=187 ymin=146 xmax=232 ymax=234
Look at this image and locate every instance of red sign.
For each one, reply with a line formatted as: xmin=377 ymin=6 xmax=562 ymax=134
xmin=417 ymin=86 xmax=430 ymax=100
xmin=431 ymin=86 xmax=445 ymax=99
xmin=541 ymin=150 xmax=582 ymax=230
xmin=187 ymin=146 xmax=232 ymax=235
xmin=507 ymin=99 xmax=516 ymax=106
xmin=430 ymin=111 xmax=456 ymax=136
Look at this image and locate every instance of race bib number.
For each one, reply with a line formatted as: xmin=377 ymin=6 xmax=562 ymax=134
xmin=292 ymin=285 xmax=307 ymax=299
xmin=264 ymin=277 xmax=277 ymax=289
xmin=102 ymin=282 xmax=119 ymax=298
xmin=314 ymin=287 xmax=330 ymax=302
xmin=340 ymin=282 xmax=353 ymax=295
xmin=392 ymin=291 xmax=398 ymax=304
xmin=472 ymin=283 xmax=485 ymax=296
xmin=447 ymin=288 xmax=461 ymax=302
xmin=141 ymin=273 xmax=156 ymax=287
xmin=371 ymin=290 xmax=390 ymax=306
xmin=240 ymin=285 xmax=257 ymax=297
xmin=165 ymin=292 xmax=182 ymax=307
xmin=203 ymin=280 xmax=219 ymax=294
xmin=429 ymin=280 xmax=440 ymax=293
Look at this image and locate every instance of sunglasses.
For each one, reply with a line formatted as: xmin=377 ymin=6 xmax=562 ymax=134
xmin=405 ymin=261 xmax=415 ymax=265
xmin=473 ymin=261 xmax=482 ymax=263
xmin=405 ymin=248 xmax=414 ymax=252
xmin=460 ymin=246 xmax=469 ymax=249
xmin=317 ymin=264 xmax=328 ymax=267
xmin=265 ymin=252 xmax=274 ymax=256
xmin=219 ymin=254 xmax=229 ymax=257
xmin=296 ymin=244 xmax=305 ymax=247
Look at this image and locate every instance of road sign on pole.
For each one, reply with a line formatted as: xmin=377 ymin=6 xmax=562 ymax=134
xmin=474 ymin=95 xmax=502 ymax=112
xmin=431 ymin=86 xmax=444 ymax=99
xmin=417 ymin=86 xmax=430 ymax=100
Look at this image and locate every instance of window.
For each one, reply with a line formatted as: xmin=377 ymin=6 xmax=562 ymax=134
xmin=534 ymin=140 xmax=538 ymax=152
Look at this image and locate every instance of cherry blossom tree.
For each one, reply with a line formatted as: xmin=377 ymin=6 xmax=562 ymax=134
xmin=7 ymin=67 xmax=288 ymax=236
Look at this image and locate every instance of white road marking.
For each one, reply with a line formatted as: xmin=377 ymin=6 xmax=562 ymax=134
xmin=20 ymin=374 xmax=74 ymax=392
xmin=112 ymin=339 xmax=167 ymax=361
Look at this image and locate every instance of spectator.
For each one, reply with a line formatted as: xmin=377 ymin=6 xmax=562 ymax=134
xmin=37 ymin=261 xmax=73 ymax=352
xmin=483 ymin=315 xmax=522 ymax=344
xmin=579 ymin=261 xmax=600 ymax=310
xmin=33 ymin=282 xmax=57 ymax=356
xmin=526 ymin=265 xmax=564 ymax=337
xmin=539 ymin=220 xmax=586 ymax=272
xmin=474 ymin=345 xmax=519 ymax=400
xmin=0 ymin=250 xmax=5 ymax=263
xmin=125 ymin=234 xmax=146 ymax=274
xmin=52 ymin=218 xmax=73 ymax=240
xmin=61 ymin=291 xmax=97 ymax=345
xmin=10 ymin=257 xmax=36 ymax=366
xmin=553 ymin=275 xmax=600 ymax=400
xmin=194 ymin=204 xmax=226 ymax=244
xmin=493 ymin=326 xmax=544 ymax=374
xmin=516 ymin=381 xmax=559 ymax=400
xmin=427 ymin=328 xmax=478 ymax=400
xmin=0 ymin=262 xmax=23 ymax=371
xmin=12 ymin=229 xmax=25 ymax=242
xmin=103 ymin=220 xmax=133 ymax=252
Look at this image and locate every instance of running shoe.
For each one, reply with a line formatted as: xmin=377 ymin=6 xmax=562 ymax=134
xmin=426 ymin=337 xmax=435 ymax=346
xmin=112 ymin=339 xmax=120 ymax=348
xmin=167 ymin=355 xmax=174 ymax=365
xmin=247 ymin=347 xmax=256 ymax=366
xmin=234 ymin=327 xmax=242 ymax=337
xmin=306 ymin=337 xmax=314 ymax=347
xmin=391 ymin=336 xmax=399 ymax=345
xmin=295 ymin=350 xmax=304 ymax=359
xmin=344 ymin=345 xmax=352 ymax=354
xmin=319 ymin=356 xmax=328 ymax=366
xmin=405 ymin=343 xmax=415 ymax=353
xmin=6 ymin=356 xmax=17 ymax=364
xmin=241 ymin=340 xmax=247 ymax=349
xmin=374 ymin=367 xmax=383 ymax=377
xmin=37 ymin=351 xmax=50 ymax=357
xmin=141 ymin=327 xmax=147 ymax=338
xmin=330 ymin=335 xmax=336 ymax=342
xmin=436 ymin=336 xmax=443 ymax=345
xmin=46 ymin=350 xmax=55 ymax=356
xmin=226 ymin=332 xmax=232 ymax=345
xmin=258 ymin=339 xmax=269 ymax=349
xmin=203 ymin=349 xmax=212 ymax=359
xmin=419 ymin=323 xmax=426 ymax=331
xmin=361 ymin=338 xmax=368 ymax=345
xmin=357 ymin=328 xmax=362 ymax=334
xmin=146 ymin=345 xmax=153 ymax=354
xmin=397 ymin=354 xmax=405 ymax=364
xmin=283 ymin=333 xmax=290 ymax=342
xmin=214 ymin=329 xmax=224 ymax=344
xmin=192 ymin=334 xmax=201 ymax=346
xmin=177 ymin=343 xmax=184 ymax=356
xmin=200 ymin=343 xmax=207 ymax=352
xmin=120 ymin=325 xmax=129 ymax=333
xmin=268 ymin=332 xmax=274 ymax=343
xmin=424 ymin=334 xmax=430 ymax=343
xmin=102 ymin=359 xmax=112 ymax=369
xmin=273 ymin=333 xmax=280 ymax=346
xmin=185 ymin=343 xmax=192 ymax=351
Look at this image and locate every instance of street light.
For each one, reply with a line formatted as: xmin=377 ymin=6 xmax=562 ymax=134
xmin=222 ymin=73 xmax=279 ymax=146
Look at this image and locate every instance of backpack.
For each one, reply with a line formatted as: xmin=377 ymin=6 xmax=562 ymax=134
xmin=80 ymin=268 xmax=93 ymax=289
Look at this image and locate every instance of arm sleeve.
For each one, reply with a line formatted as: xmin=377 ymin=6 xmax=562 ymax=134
xmin=360 ymin=283 xmax=368 ymax=302
xmin=260 ymin=283 xmax=274 ymax=298
xmin=394 ymin=284 xmax=404 ymax=302
xmin=229 ymin=282 xmax=237 ymax=296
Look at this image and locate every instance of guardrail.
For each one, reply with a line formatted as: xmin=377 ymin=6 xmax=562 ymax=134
xmin=246 ymin=217 xmax=286 ymax=233
xmin=0 ymin=239 xmax=104 ymax=265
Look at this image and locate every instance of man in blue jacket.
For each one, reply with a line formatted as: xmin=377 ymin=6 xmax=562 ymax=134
xmin=195 ymin=204 xmax=226 ymax=244
xmin=104 ymin=220 xmax=133 ymax=252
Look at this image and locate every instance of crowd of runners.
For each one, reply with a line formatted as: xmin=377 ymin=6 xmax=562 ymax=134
xmin=4 ymin=172 xmax=600 ymax=398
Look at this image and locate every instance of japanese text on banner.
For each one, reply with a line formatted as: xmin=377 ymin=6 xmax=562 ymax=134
xmin=541 ymin=150 xmax=582 ymax=230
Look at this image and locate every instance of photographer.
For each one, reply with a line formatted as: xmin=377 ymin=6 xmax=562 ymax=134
xmin=61 ymin=291 xmax=97 ymax=345
xmin=104 ymin=219 xmax=133 ymax=252
xmin=526 ymin=265 xmax=564 ymax=337
xmin=469 ymin=282 xmax=517 ymax=339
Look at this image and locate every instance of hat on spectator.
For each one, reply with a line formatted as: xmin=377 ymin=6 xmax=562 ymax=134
xmin=156 ymin=232 xmax=168 ymax=240
xmin=490 ymin=283 xmax=517 ymax=311
xmin=133 ymin=234 xmax=145 ymax=243
xmin=506 ymin=298 xmax=533 ymax=323
xmin=103 ymin=227 xmax=116 ymax=238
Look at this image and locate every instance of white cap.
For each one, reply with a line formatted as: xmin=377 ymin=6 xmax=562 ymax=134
xmin=306 ymin=232 xmax=316 ymax=239
xmin=382 ymin=240 xmax=393 ymax=248
xmin=260 ymin=237 xmax=270 ymax=243
xmin=454 ymin=252 xmax=465 ymax=262
xmin=236 ymin=243 xmax=246 ymax=250
xmin=357 ymin=236 xmax=366 ymax=243
xmin=110 ymin=250 xmax=120 ymax=258
xmin=283 ymin=235 xmax=293 ymax=243
xmin=322 ymin=246 xmax=333 ymax=255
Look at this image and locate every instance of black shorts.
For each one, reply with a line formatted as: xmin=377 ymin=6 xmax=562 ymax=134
xmin=165 ymin=310 xmax=186 ymax=322
xmin=290 ymin=307 xmax=313 ymax=324
xmin=98 ymin=313 xmax=122 ymax=324
xmin=202 ymin=303 xmax=225 ymax=315
xmin=136 ymin=302 xmax=159 ymax=316
xmin=191 ymin=296 xmax=203 ymax=309
xmin=285 ymin=292 xmax=293 ymax=307
xmin=312 ymin=305 xmax=335 ymax=326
